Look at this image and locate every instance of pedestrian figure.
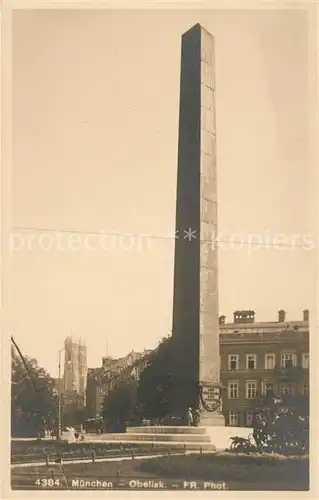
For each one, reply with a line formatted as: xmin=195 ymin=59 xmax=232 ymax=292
xmin=187 ymin=407 xmax=193 ymax=426
xmin=54 ymin=453 xmax=63 ymax=464
xmin=192 ymin=408 xmax=200 ymax=427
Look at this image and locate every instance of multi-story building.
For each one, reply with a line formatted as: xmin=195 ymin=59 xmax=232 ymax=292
xmin=220 ymin=309 xmax=309 ymax=427
xmin=63 ymin=337 xmax=79 ymax=392
xmin=78 ymin=341 xmax=88 ymax=395
xmin=102 ymin=351 xmax=143 ymax=371
xmin=86 ymin=350 xmax=153 ymax=417
xmin=63 ymin=336 xmax=87 ymax=406
xmin=61 ymin=392 xmax=86 ymax=410
xmin=85 ymin=311 xmax=309 ymax=425
xmin=86 ymin=368 xmax=104 ymax=417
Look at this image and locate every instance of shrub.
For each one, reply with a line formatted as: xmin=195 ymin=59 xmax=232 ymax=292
xmin=230 ymin=394 xmax=309 ymax=456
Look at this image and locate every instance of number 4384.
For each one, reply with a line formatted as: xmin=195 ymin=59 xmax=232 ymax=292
xmin=35 ymin=478 xmax=61 ymax=487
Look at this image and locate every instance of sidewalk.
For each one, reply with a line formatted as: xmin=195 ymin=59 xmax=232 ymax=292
xmin=11 ymin=450 xmax=202 ymax=469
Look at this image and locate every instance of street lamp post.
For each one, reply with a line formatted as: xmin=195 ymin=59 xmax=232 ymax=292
xmin=57 ymin=347 xmax=65 ymax=440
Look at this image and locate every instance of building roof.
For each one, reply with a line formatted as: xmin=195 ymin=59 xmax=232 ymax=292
xmin=220 ymin=320 xmax=308 ymax=334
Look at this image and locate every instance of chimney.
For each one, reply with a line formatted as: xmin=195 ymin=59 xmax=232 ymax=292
xmin=219 ymin=315 xmax=226 ymax=325
xmin=303 ymin=309 xmax=309 ymax=322
xmin=233 ymin=310 xmax=255 ymax=324
xmin=278 ymin=309 xmax=286 ymax=322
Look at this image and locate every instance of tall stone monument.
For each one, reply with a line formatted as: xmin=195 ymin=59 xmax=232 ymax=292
xmin=172 ymin=24 xmax=225 ymax=426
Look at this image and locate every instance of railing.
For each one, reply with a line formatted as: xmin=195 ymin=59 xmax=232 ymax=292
xmin=273 ymin=365 xmax=305 ymax=378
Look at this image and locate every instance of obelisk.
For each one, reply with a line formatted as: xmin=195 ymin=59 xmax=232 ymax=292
xmin=172 ymin=24 xmax=224 ymax=426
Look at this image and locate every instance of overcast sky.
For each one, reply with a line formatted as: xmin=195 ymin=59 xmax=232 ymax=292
xmin=11 ymin=8 xmax=315 ymax=376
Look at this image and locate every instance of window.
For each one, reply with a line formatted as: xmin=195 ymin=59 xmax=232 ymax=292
xmin=303 ymin=384 xmax=309 ymax=396
xmin=302 ymin=353 xmax=309 ymax=369
xmin=262 ymin=382 xmax=274 ymax=396
xmin=245 ymin=380 xmax=257 ymax=399
xmin=246 ymin=411 xmax=254 ymax=426
xmin=265 ymin=353 xmax=275 ymax=370
xmin=228 ymin=381 xmax=239 ymax=399
xmin=281 ymin=353 xmax=296 ymax=368
xmin=246 ymin=354 xmax=257 ymax=370
xmin=229 ymin=411 xmax=238 ymax=426
xmin=279 ymin=382 xmax=294 ymax=396
xmin=228 ymin=354 xmax=239 ymax=370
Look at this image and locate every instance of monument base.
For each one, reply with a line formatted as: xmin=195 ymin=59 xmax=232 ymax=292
xmin=204 ymin=425 xmax=252 ymax=451
xmin=84 ymin=426 xmax=216 ymax=450
xmin=84 ymin=424 xmax=254 ymax=451
xmin=199 ymin=413 xmax=225 ymax=427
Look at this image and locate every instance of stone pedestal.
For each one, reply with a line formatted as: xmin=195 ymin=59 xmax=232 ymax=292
xmin=199 ymin=414 xmax=225 ymax=427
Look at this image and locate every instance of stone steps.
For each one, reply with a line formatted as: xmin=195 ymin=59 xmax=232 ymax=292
xmin=101 ymin=433 xmax=211 ymax=443
xmin=126 ymin=426 xmax=206 ymax=435
xmin=85 ymin=425 xmax=216 ymax=449
xmin=85 ymin=426 xmax=252 ymax=452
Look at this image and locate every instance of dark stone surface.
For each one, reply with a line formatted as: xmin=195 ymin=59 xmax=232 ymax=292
xmin=172 ymin=25 xmax=222 ymax=423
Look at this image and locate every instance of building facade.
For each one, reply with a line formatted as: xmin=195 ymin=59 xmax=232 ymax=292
xmin=86 ymin=350 xmax=152 ymax=417
xmin=85 ymin=311 xmax=309 ymax=425
xmin=220 ymin=310 xmax=309 ymax=427
xmin=63 ymin=336 xmax=87 ymax=406
xmin=86 ymin=368 xmax=105 ymax=417
xmin=78 ymin=341 xmax=87 ymax=394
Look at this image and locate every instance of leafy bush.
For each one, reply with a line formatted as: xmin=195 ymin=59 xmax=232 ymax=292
xmin=230 ymin=394 xmax=309 ymax=456
xmin=229 ymin=436 xmax=257 ymax=454
xmin=11 ymin=354 xmax=58 ymax=437
xmin=102 ymin=377 xmax=142 ymax=431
